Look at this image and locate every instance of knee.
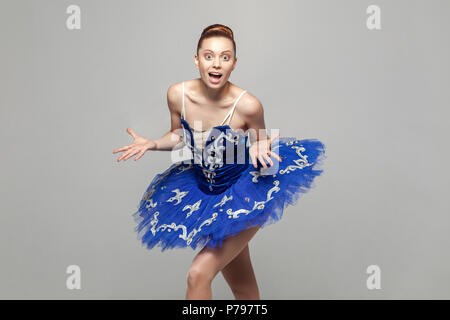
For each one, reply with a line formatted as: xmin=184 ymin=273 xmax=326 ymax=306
xmin=187 ymin=266 xmax=214 ymax=287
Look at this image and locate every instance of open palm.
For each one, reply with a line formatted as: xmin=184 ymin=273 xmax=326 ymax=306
xmin=113 ymin=128 xmax=156 ymax=162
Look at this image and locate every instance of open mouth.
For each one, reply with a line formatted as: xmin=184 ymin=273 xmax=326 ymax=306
xmin=208 ymin=72 xmax=223 ymax=80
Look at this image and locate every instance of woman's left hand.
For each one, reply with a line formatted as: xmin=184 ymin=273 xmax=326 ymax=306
xmin=249 ymin=132 xmax=282 ymax=168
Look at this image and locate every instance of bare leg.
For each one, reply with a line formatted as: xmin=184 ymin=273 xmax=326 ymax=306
xmin=186 ymin=224 xmax=261 ymax=300
xmin=221 ymin=244 xmax=260 ymax=299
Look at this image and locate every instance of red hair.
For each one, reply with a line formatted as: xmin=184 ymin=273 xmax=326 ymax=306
xmin=197 ymin=24 xmax=236 ymax=57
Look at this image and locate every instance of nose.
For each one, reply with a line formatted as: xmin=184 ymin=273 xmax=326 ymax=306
xmin=213 ymin=56 xmax=221 ymax=68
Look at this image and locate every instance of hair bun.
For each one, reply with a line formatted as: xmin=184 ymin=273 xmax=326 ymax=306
xmin=202 ymin=24 xmax=234 ymax=40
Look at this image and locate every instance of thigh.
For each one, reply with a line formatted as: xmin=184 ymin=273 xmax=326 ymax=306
xmin=190 ymin=225 xmax=261 ymax=280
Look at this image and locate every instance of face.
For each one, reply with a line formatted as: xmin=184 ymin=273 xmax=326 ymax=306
xmin=195 ymin=36 xmax=237 ymax=88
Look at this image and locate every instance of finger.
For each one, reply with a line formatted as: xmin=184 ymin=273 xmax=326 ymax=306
xmin=269 ymin=132 xmax=280 ymax=143
xmin=134 ymin=149 xmax=146 ymax=161
xmin=124 ymin=149 xmax=139 ymax=161
xmin=257 ymin=154 xmax=267 ymax=168
xmin=262 ymin=153 xmax=274 ymax=167
xmin=269 ymin=150 xmax=282 ymax=162
xmin=119 ymin=149 xmax=136 ymax=161
xmin=127 ymin=128 xmax=138 ymax=139
xmin=113 ymin=145 xmax=131 ymax=154
xmin=118 ymin=151 xmax=130 ymax=162
xmin=118 ymin=153 xmax=128 ymax=162
xmin=262 ymin=151 xmax=273 ymax=166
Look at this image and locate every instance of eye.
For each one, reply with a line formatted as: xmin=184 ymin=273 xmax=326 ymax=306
xmin=223 ymin=55 xmax=230 ymax=61
xmin=205 ymin=53 xmax=213 ymax=59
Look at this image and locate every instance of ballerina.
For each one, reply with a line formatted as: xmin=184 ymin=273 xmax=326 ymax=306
xmin=113 ymin=24 xmax=326 ymax=300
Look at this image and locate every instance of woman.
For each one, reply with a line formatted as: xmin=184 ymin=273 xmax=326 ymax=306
xmin=113 ymin=24 xmax=326 ymax=300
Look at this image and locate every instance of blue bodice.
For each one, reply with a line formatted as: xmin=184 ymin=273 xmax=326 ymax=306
xmin=180 ymin=118 xmax=252 ymax=194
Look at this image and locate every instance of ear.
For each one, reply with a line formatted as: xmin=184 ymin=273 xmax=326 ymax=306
xmin=231 ymin=57 xmax=237 ymax=71
xmin=194 ymin=55 xmax=199 ymax=69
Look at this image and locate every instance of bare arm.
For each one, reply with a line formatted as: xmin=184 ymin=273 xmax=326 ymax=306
xmin=112 ymin=83 xmax=185 ymax=162
xmin=240 ymin=94 xmax=269 ymax=143
xmin=239 ymin=94 xmax=281 ymax=168
xmin=151 ymin=84 xmax=184 ymax=151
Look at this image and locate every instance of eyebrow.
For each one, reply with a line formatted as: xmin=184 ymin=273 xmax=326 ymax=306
xmin=203 ymin=49 xmax=232 ymax=54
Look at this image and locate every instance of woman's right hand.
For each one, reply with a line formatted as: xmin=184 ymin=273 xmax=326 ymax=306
xmin=113 ymin=128 xmax=157 ymax=162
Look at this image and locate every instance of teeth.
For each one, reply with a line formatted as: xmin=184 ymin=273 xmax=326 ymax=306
xmin=210 ymin=73 xmax=221 ymax=75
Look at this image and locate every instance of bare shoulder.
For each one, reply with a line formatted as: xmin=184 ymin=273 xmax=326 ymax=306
xmin=167 ymin=82 xmax=182 ymax=109
xmin=167 ymin=79 xmax=196 ymax=110
xmin=236 ymin=90 xmax=263 ymax=118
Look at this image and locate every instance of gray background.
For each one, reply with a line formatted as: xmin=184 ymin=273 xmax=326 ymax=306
xmin=1 ymin=0 xmax=449 ymax=299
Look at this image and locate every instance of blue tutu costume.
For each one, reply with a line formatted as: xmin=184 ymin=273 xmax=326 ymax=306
xmin=133 ymin=82 xmax=327 ymax=252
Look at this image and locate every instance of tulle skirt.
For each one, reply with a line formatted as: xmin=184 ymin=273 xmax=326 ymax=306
xmin=132 ymin=137 xmax=326 ymax=252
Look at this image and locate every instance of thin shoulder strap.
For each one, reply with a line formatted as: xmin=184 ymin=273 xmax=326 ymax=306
xmin=181 ymin=82 xmax=186 ymax=119
xmin=221 ymin=89 xmax=247 ymax=125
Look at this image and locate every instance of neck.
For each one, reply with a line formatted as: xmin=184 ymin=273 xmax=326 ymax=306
xmin=198 ymin=78 xmax=231 ymax=101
